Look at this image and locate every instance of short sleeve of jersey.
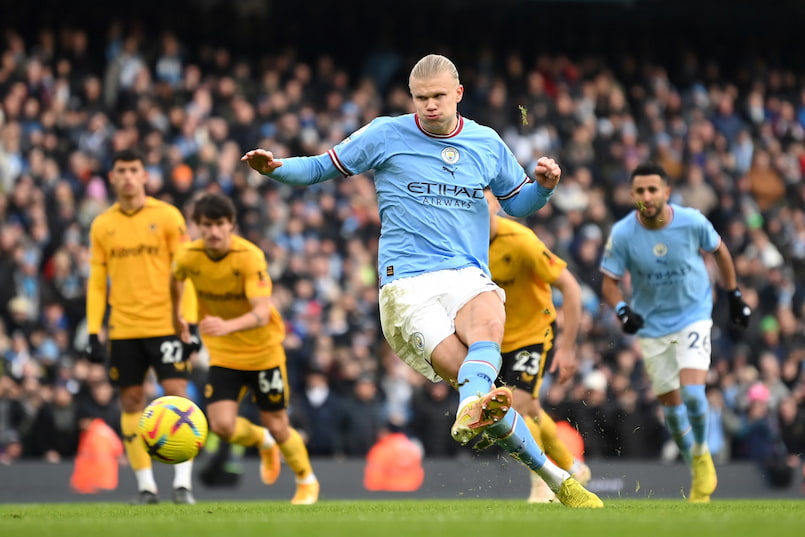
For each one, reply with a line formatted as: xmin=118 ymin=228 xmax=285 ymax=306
xmin=244 ymin=248 xmax=272 ymax=299
xmin=697 ymin=212 xmax=721 ymax=252
xmin=89 ymin=219 xmax=107 ymax=267
xmin=600 ymin=224 xmax=628 ymax=279
xmin=490 ymin=135 xmax=530 ymax=199
xmin=171 ymin=246 xmax=189 ymax=281
xmin=163 ymin=205 xmax=188 ymax=256
xmin=530 ymin=236 xmax=567 ymax=284
xmin=329 ymin=118 xmax=390 ymax=176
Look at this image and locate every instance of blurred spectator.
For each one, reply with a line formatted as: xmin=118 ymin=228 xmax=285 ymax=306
xmin=778 ymin=394 xmax=805 ymax=491
xmin=610 ymin=387 xmax=665 ymax=459
xmin=290 ymin=367 xmax=343 ymax=456
xmin=779 ymin=396 xmax=805 ymax=459
xmin=24 ymin=383 xmax=79 ymax=461
xmin=678 ymin=165 xmax=718 ymax=216
xmin=757 ymin=352 xmax=792 ymax=411
xmin=563 ymin=370 xmax=617 ymax=458
xmin=0 ymin=375 xmax=25 ymax=464
xmin=410 ymin=381 xmax=459 ymax=457
xmin=743 ymin=149 xmax=785 ymax=215
xmin=336 ymin=374 xmax=386 ymax=457
xmin=73 ymin=364 xmax=120 ymax=435
xmin=734 ymin=383 xmax=780 ymax=462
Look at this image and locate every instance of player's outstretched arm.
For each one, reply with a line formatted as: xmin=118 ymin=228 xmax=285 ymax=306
xmin=242 ymin=148 xmax=343 ymax=186
xmin=241 ymin=149 xmax=283 ymax=175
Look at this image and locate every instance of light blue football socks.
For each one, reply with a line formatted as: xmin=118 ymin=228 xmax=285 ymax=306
xmin=682 ymin=384 xmax=710 ymax=456
xmin=663 ymin=403 xmax=694 ymax=464
xmin=457 ymin=341 xmax=502 ymax=403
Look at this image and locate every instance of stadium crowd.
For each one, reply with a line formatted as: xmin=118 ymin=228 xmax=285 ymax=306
xmin=0 ymin=14 xmax=804 ymax=490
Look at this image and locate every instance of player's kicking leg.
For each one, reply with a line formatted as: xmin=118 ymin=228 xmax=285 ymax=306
xmin=451 ymin=385 xmax=513 ymax=444
xmin=527 ymin=409 xmax=592 ymax=502
xmin=482 ymin=408 xmax=603 ymax=508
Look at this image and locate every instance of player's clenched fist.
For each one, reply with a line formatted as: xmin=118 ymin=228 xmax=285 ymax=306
xmin=534 ymin=156 xmax=561 ymax=189
xmin=241 ymin=149 xmax=283 ymax=175
xmin=728 ymin=289 xmax=751 ymax=328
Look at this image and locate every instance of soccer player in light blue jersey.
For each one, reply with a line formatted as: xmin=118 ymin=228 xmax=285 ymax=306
xmin=243 ymin=54 xmax=602 ymax=507
xmin=600 ymin=162 xmax=751 ymax=503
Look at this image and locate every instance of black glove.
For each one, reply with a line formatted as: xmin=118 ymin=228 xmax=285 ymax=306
xmin=181 ymin=334 xmax=201 ymax=361
xmin=616 ymin=302 xmax=644 ymax=335
xmin=84 ymin=334 xmax=107 ymax=364
xmin=728 ymin=289 xmax=751 ymax=328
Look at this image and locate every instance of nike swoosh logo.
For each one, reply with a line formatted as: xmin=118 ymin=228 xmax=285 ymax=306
xmin=148 ymin=410 xmax=166 ymax=439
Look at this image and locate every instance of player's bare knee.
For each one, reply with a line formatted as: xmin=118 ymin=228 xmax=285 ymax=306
xmin=210 ymin=418 xmax=235 ymax=440
xmin=119 ymin=386 xmax=145 ymax=413
xmin=160 ymin=379 xmax=188 ymax=397
xmin=261 ymin=411 xmax=291 ymax=442
xmin=477 ymin=316 xmax=505 ymax=343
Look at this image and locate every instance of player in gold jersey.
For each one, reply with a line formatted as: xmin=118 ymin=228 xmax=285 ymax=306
xmin=485 ymin=190 xmax=592 ymax=503
xmin=86 ymin=149 xmax=197 ymax=505
xmin=171 ymin=192 xmax=319 ymax=505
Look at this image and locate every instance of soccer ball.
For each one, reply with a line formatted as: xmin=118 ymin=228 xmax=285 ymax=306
xmin=138 ymin=395 xmax=208 ymax=464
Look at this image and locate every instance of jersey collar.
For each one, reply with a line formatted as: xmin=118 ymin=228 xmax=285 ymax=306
xmin=414 ymin=113 xmax=464 ymax=138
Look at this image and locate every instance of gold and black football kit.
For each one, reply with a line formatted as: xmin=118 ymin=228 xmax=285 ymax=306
xmin=490 ymin=217 xmax=566 ymax=396
xmin=87 ymin=197 xmax=190 ymax=387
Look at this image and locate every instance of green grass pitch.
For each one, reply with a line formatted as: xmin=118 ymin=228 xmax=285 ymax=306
xmin=2 ymin=499 xmax=804 ymax=537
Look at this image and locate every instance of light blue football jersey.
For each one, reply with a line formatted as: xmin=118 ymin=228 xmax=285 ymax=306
xmin=270 ymin=113 xmax=544 ymax=286
xmin=599 ymin=204 xmax=721 ymax=337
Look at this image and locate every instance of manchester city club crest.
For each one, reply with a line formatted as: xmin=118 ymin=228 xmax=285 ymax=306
xmin=441 ymin=147 xmax=460 ymax=164
xmin=653 ymin=243 xmax=668 ymax=257
xmin=412 ymin=332 xmax=425 ymax=352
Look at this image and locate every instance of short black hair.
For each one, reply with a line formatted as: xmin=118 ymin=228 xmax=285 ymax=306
xmin=630 ymin=161 xmax=668 ymax=184
xmin=192 ymin=192 xmax=236 ymax=223
xmin=111 ymin=148 xmax=144 ymax=166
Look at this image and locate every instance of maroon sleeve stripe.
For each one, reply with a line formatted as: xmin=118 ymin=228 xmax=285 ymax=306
xmin=327 ymin=149 xmax=352 ymax=177
xmin=498 ymin=176 xmax=531 ymax=200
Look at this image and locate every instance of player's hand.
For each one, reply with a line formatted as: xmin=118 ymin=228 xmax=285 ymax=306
xmin=241 ymin=149 xmax=283 ymax=175
xmin=616 ymin=302 xmax=644 ymax=335
xmin=84 ymin=334 xmax=107 ymax=364
xmin=174 ymin=316 xmax=190 ymax=342
xmin=549 ymin=347 xmax=578 ymax=384
xmin=533 ymin=157 xmax=562 ymax=189
xmin=728 ymin=289 xmax=751 ymax=328
xmin=182 ymin=333 xmax=201 ymax=361
xmin=199 ymin=315 xmax=231 ymax=337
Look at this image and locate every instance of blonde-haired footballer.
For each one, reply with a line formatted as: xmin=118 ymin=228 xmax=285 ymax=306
xmin=243 ymin=53 xmax=601 ymax=508
xmin=86 ymin=148 xmax=198 ymax=505
xmin=485 ymin=189 xmax=592 ymax=502
xmin=171 ymin=192 xmax=318 ymax=505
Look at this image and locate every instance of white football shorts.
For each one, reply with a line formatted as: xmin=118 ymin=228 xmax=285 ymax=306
xmin=379 ymin=267 xmax=505 ymax=382
xmin=638 ymin=319 xmax=713 ymax=396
